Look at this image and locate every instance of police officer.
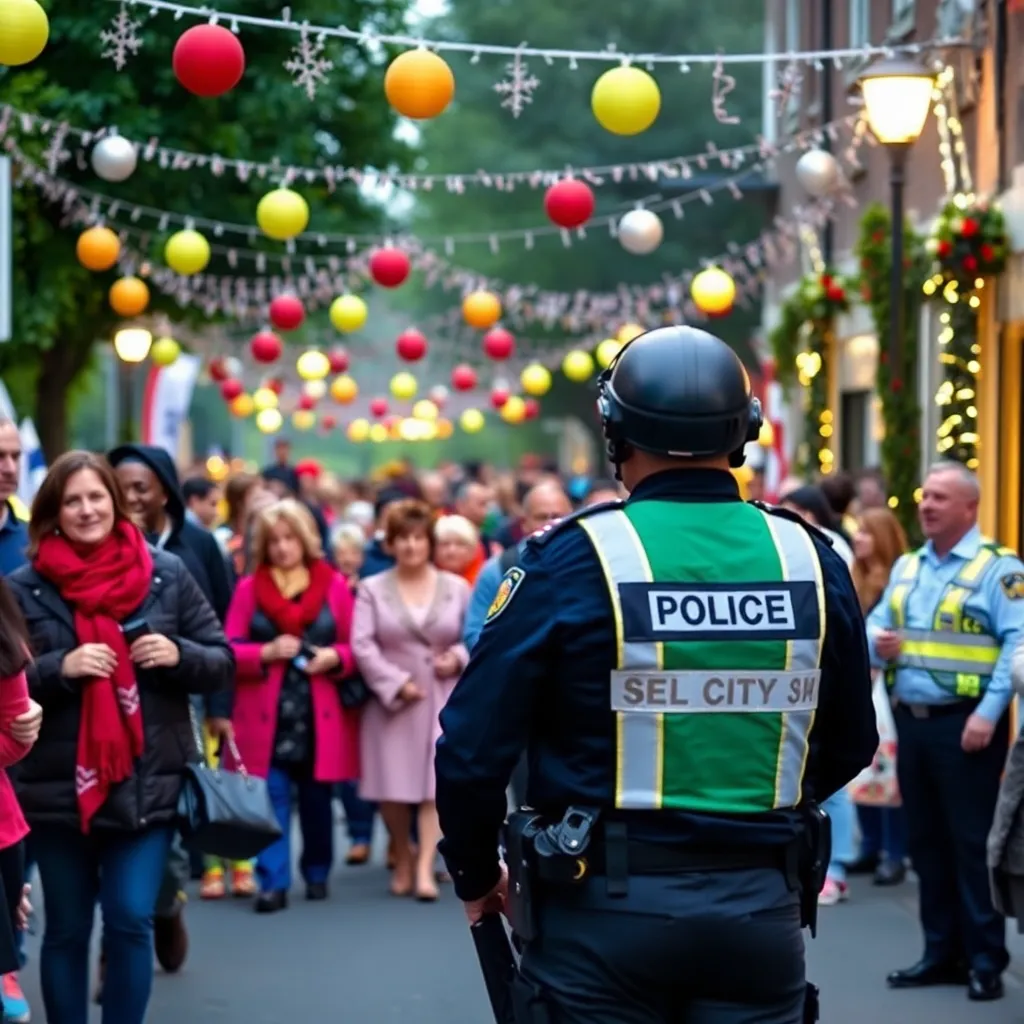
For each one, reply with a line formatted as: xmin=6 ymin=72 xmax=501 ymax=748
xmin=435 ymin=326 xmax=878 ymax=1024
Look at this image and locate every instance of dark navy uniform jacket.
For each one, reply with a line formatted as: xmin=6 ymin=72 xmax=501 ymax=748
xmin=435 ymin=469 xmax=878 ymax=901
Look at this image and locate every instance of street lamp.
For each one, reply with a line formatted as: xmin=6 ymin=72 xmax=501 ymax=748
xmin=857 ymin=58 xmax=935 ymax=375
xmin=113 ymin=328 xmax=152 ymax=441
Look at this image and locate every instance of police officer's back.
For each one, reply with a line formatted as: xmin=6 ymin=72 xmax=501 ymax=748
xmin=435 ymin=326 xmax=878 ymax=1024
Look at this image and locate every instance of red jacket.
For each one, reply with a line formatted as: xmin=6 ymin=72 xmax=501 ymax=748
xmin=0 ymin=672 xmax=31 ymax=850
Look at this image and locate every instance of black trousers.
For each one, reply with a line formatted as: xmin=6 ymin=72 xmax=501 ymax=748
xmin=0 ymin=842 xmax=23 ymax=977
xmin=518 ymin=867 xmax=807 ymax=1023
xmin=894 ymin=701 xmax=1010 ymax=974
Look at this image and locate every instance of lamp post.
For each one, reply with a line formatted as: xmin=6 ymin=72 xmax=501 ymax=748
xmin=856 ymin=58 xmax=935 ymax=377
xmin=113 ymin=328 xmax=152 ymax=442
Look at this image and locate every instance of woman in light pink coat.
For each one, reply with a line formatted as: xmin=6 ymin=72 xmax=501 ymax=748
xmin=351 ymin=499 xmax=470 ymax=901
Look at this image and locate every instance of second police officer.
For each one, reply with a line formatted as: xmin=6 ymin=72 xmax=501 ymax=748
xmin=435 ymin=325 xmax=878 ymax=1024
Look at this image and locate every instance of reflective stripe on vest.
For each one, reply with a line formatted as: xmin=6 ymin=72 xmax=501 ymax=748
xmin=580 ymin=507 xmax=825 ymax=811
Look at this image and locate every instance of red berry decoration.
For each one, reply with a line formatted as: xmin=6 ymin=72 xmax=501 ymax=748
xmin=328 ymin=347 xmax=349 ymax=374
xmin=172 ymin=25 xmax=246 ymax=98
xmin=269 ymin=294 xmax=305 ymax=332
xmin=220 ymin=378 xmax=243 ymax=402
xmin=490 ymin=386 xmax=510 ymax=409
xmin=396 ymin=328 xmax=428 ymax=362
xmin=451 ymin=364 xmax=478 ymax=391
xmin=369 ymin=247 xmax=411 ymax=288
xmin=208 ymin=357 xmax=229 ymax=383
xmin=524 ymin=398 xmax=540 ymax=420
xmin=250 ymin=331 xmax=283 ymax=365
xmin=483 ymin=327 xmax=515 ymax=361
xmin=369 ymin=397 xmax=389 ymax=418
xmin=544 ymin=179 xmax=595 ymax=230
xmin=321 ymin=414 xmax=337 ymax=431
xmin=298 ymin=394 xmax=317 ymax=411
xmin=265 ymin=377 xmax=284 ymax=395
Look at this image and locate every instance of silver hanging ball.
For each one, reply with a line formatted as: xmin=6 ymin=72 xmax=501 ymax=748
xmin=795 ymin=149 xmax=840 ymax=199
xmin=618 ymin=209 xmax=664 ymax=256
xmin=91 ymin=135 xmax=138 ymax=183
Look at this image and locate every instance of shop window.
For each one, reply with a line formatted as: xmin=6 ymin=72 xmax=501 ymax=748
xmin=841 ymin=391 xmax=870 ymax=471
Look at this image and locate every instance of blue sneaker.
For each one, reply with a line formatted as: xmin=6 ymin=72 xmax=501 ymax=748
xmin=3 ymin=971 xmax=30 ymax=1023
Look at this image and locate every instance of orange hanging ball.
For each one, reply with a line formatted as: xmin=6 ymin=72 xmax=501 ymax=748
xmin=384 ymin=49 xmax=455 ymax=120
xmin=76 ymin=226 xmax=121 ymax=272
xmin=109 ymin=276 xmax=150 ymax=317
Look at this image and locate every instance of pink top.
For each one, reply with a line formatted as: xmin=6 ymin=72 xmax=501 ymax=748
xmin=0 ymin=672 xmax=32 ymax=850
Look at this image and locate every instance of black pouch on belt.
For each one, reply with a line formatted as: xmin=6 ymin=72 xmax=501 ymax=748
xmin=504 ymin=811 xmax=544 ymax=943
xmin=803 ymin=982 xmax=820 ymax=1023
xmin=799 ymin=805 xmax=831 ymax=937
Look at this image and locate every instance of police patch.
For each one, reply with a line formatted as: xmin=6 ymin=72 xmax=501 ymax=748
xmin=486 ymin=567 xmax=525 ymax=623
xmin=1001 ymin=572 xmax=1024 ymax=600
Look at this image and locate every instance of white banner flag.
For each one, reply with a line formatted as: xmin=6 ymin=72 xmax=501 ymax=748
xmin=140 ymin=355 xmax=201 ymax=459
xmin=17 ymin=418 xmax=45 ymax=505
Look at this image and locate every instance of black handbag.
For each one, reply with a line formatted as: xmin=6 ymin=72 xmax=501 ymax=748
xmin=177 ymin=705 xmax=283 ymax=861
xmin=338 ymin=671 xmax=371 ymax=710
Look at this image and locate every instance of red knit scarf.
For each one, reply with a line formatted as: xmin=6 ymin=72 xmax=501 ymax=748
xmin=34 ymin=521 xmax=152 ymax=833
xmin=253 ymin=559 xmax=334 ymax=636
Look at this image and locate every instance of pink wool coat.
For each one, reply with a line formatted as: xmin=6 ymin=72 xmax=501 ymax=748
xmin=223 ymin=572 xmax=359 ymax=784
xmin=351 ymin=569 xmax=470 ymax=804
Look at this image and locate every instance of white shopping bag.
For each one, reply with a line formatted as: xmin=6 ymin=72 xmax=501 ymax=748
xmin=849 ymin=674 xmax=901 ymax=807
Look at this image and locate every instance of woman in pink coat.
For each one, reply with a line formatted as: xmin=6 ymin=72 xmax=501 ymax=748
xmin=351 ymin=499 xmax=470 ymax=901
xmin=224 ymin=499 xmax=358 ymax=914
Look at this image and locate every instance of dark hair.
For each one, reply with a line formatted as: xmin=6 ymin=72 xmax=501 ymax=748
xmin=819 ymin=472 xmax=856 ymax=517
xmin=27 ymin=451 xmax=131 ymax=557
xmin=383 ymin=499 xmax=436 ymax=554
xmin=374 ymin=486 xmax=408 ymax=520
xmin=0 ymin=577 xmax=29 ymax=678
xmin=783 ymin=485 xmax=841 ymax=533
xmin=183 ymin=476 xmax=217 ymax=502
xmin=585 ymin=479 xmax=620 ymax=502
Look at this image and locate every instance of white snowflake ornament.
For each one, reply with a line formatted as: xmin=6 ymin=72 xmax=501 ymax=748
xmin=100 ymin=3 xmax=143 ymax=70
xmin=285 ymin=26 xmax=333 ymax=101
xmin=494 ymin=50 xmax=540 ymax=119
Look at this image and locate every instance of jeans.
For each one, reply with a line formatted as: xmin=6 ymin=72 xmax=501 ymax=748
xmin=13 ymin=839 xmax=32 ymax=968
xmin=32 ymin=824 xmax=173 ymax=1024
xmin=823 ymin=787 xmax=857 ymax=884
xmin=857 ymin=805 xmax=908 ymax=863
xmin=337 ymin=781 xmax=376 ymax=845
xmin=258 ymin=764 xmax=334 ymax=893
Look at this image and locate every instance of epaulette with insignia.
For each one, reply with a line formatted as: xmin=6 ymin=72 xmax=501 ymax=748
xmin=752 ymin=501 xmax=834 ymax=548
xmin=527 ymin=498 xmax=625 ymax=547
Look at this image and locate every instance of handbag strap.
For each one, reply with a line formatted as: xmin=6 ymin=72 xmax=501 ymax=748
xmin=187 ymin=701 xmax=250 ymax=781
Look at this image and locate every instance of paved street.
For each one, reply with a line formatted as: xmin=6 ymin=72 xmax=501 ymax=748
xmin=14 ymin=824 xmax=1024 ymax=1023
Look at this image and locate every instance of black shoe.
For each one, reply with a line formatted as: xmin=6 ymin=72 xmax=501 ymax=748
xmin=254 ymin=890 xmax=288 ymax=914
xmin=847 ymin=853 xmax=880 ymax=875
xmin=873 ymin=861 xmax=906 ymax=886
xmin=153 ymin=903 xmax=188 ymax=973
xmin=306 ymin=882 xmax=328 ymax=901
xmin=968 ymin=971 xmax=1003 ymax=1001
xmin=887 ymin=959 xmax=969 ymax=988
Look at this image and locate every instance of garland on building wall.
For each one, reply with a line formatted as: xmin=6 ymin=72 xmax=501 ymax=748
xmin=854 ymin=202 xmax=929 ymax=541
xmin=768 ymin=270 xmax=850 ymax=477
xmin=923 ymin=195 xmax=1009 ymax=469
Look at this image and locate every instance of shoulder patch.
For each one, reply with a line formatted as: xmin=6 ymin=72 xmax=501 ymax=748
xmin=528 ymin=499 xmax=625 ymax=548
xmin=755 ymin=502 xmax=833 ymax=547
xmin=486 ymin=567 xmax=526 ymax=623
xmin=1000 ymin=572 xmax=1024 ymax=600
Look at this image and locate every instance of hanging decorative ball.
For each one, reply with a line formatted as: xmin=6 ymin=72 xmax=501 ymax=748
xmin=451 ymin=364 xmax=478 ymax=392
xmin=524 ymin=398 xmax=541 ymax=421
xmin=436 ymin=418 xmax=454 ymax=440
xmin=384 ymin=48 xmax=455 ymax=120
xmin=220 ymin=378 xmax=244 ymax=402
xmin=269 ymin=294 xmax=305 ymax=332
xmin=500 ymin=395 xmax=527 ymax=425
xmin=562 ymin=349 xmax=595 ymax=383
xmin=369 ymin=397 xmax=389 ymax=418
xmin=253 ymin=387 xmax=278 ymax=413
xmin=618 ymin=209 xmax=664 ymax=256
xmin=428 ymin=384 xmax=448 ymax=407
xmin=591 ymin=66 xmax=661 ymax=136
xmin=795 ymin=149 xmax=840 ymax=199
xmin=369 ymin=247 xmax=411 ymax=288
xmin=413 ymin=399 xmax=438 ymax=421
xmin=298 ymin=393 xmax=317 ymax=412
xmin=544 ymin=179 xmax=595 ymax=230
xmin=330 ymin=375 xmax=358 ymax=405
xmin=329 ymin=294 xmax=367 ymax=333
xmin=595 ymin=338 xmax=623 ymax=368
xmin=460 ymin=408 xmax=485 ymax=434
xmin=256 ymin=408 xmax=283 ymax=434
xmin=90 ymin=135 xmax=137 ymax=183
xmin=256 ymin=188 xmax=309 ymax=242
xmin=223 ymin=356 xmax=243 ymax=379
xmin=758 ymin=421 xmax=775 ymax=447
xmin=490 ymin=385 xmax=511 ymax=410
xmin=249 ymin=330 xmax=283 ymax=365
xmin=164 ymin=229 xmax=211 ymax=276
xmin=347 ymin=418 xmax=371 ymax=443
xmin=0 ymin=0 xmax=49 ymax=66
xmin=207 ymin=357 xmax=229 ymax=383
xmin=520 ymin=363 xmax=552 ymax=397
xmin=293 ymin=409 xmax=316 ymax=432
xmin=321 ymin=413 xmax=338 ymax=431
xmin=390 ymin=372 xmax=418 ymax=401
xmin=327 ymin=347 xmax=349 ymax=375
xmin=230 ymin=393 xmax=254 ymax=418
xmin=483 ymin=327 xmax=515 ymax=361
xmin=368 ymin=423 xmax=388 ymax=444
xmin=617 ymin=323 xmax=645 ymax=344
xmin=462 ymin=290 xmax=502 ymax=330
xmin=296 ymin=349 xmax=330 ymax=381
xmin=690 ymin=266 xmax=736 ymax=317
xmin=304 ymin=379 xmax=327 ymax=401
xmin=150 ymin=336 xmax=181 ymax=367
xmin=76 ymin=226 xmax=121 ymax=272
xmin=172 ymin=24 xmax=246 ymax=98
xmin=109 ymin=276 xmax=150 ymax=317
xmin=396 ymin=328 xmax=428 ymax=362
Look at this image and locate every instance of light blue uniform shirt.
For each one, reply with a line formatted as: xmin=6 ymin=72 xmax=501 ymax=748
xmin=865 ymin=525 xmax=1024 ymax=722
xmin=463 ymin=553 xmax=504 ymax=650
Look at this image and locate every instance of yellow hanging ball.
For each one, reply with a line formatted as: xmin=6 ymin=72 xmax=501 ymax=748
xmin=562 ymin=349 xmax=595 ymax=383
xmin=462 ymin=290 xmax=502 ymax=330
xmin=436 ymin=418 xmax=454 ymax=440
xmin=617 ymin=323 xmax=645 ymax=345
xmin=150 ymin=337 xmax=181 ymax=367
xmin=459 ymin=408 xmax=485 ymax=434
xmin=591 ymin=66 xmax=661 ymax=136
xmin=758 ymin=421 xmax=775 ymax=447
xmin=398 ymin=417 xmax=421 ymax=442
xmin=296 ymin=349 xmax=330 ymax=381
xmin=330 ymin=375 xmax=359 ymax=404
xmin=384 ymin=48 xmax=455 ymax=120
xmin=253 ymin=387 xmax=279 ymax=412
xmin=257 ymin=188 xmax=310 ymax=242
xmin=230 ymin=393 xmax=254 ymax=418
xmin=369 ymin=423 xmax=389 ymax=443
xmin=0 ymin=0 xmax=49 ymax=67
xmin=164 ymin=229 xmax=211 ymax=276
xmin=109 ymin=277 xmax=150 ymax=317
xmin=413 ymin=399 xmax=438 ymax=421
xmin=76 ymin=226 xmax=121 ymax=272
xmin=256 ymin=408 xmax=283 ymax=434
xmin=329 ymin=294 xmax=368 ymax=334
xmin=691 ymin=266 xmax=736 ymax=317
xmin=595 ymin=338 xmax=622 ymax=369
xmin=500 ymin=395 xmax=527 ymax=425
xmin=390 ymin=371 xmax=418 ymax=400
xmin=347 ymin=418 xmax=371 ymax=442
xmin=292 ymin=409 xmax=316 ymax=432
xmin=520 ymin=363 xmax=552 ymax=397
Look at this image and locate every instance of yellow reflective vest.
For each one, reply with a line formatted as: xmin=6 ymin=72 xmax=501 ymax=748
xmin=7 ymin=496 xmax=28 ymax=522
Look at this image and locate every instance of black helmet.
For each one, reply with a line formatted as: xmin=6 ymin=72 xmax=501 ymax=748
xmin=597 ymin=325 xmax=762 ymax=469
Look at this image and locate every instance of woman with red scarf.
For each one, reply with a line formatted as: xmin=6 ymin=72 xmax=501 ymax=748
xmin=5 ymin=451 xmax=233 ymax=1024
xmin=223 ymin=498 xmax=359 ymax=914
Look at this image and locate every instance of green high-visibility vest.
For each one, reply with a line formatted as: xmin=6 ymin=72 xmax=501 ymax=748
xmin=580 ymin=500 xmax=826 ymax=815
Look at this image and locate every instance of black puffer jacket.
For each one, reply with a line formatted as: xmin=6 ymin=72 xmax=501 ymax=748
xmin=6 ymin=548 xmax=234 ymax=833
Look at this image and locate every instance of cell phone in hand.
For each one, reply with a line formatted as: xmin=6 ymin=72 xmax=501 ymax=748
xmin=121 ymin=618 xmax=152 ymax=645
xmin=292 ymin=643 xmax=317 ymax=671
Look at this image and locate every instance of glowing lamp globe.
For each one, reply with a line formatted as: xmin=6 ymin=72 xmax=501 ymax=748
xmin=462 ymin=290 xmax=502 ymax=329
xmin=0 ymin=0 xmax=49 ymax=67
xmin=347 ymin=418 xmax=371 ymax=443
xmin=330 ymin=294 xmax=367 ymax=333
xmin=150 ymin=336 xmax=181 ymax=367
xmin=292 ymin=410 xmax=316 ymax=432
xmin=857 ymin=58 xmax=935 ymax=147
xmin=524 ymin=398 xmax=540 ymax=420
xmin=398 ymin=418 xmax=420 ymax=443
xmin=460 ymin=408 xmax=485 ymax=434
xmin=298 ymin=393 xmax=317 ymax=411
xmin=369 ymin=247 xmax=411 ymax=288
xmin=520 ymin=363 xmax=551 ymax=397
xmin=691 ymin=267 xmax=736 ymax=317
xmin=321 ymin=413 xmax=338 ymax=431
xmin=490 ymin=386 xmax=510 ymax=410
xmin=544 ymin=180 xmax=595 ymax=230
xmin=483 ymin=327 xmax=515 ymax=361
xmin=413 ymin=399 xmax=438 ymax=421
xmin=250 ymin=330 xmax=283 ymax=365
xmin=617 ymin=323 xmax=645 ymax=344
xmin=330 ymin=375 xmax=358 ymax=405
xmin=164 ymin=229 xmax=210 ymax=276
xmin=304 ymin=379 xmax=327 ymax=401
xmin=220 ymin=378 xmax=244 ymax=402
xmin=384 ymin=49 xmax=455 ymax=120
xmin=595 ymin=338 xmax=623 ymax=368
xmin=369 ymin=423 xmax=389 ymax=444
xmin=369 ymin=397 xmax=389 ymax=418
xmin=256 ymin=188 xmax=309 ymax=242
xmin=113 ymin=328 xmax=153 ymax=364
xmin=256 ymin=408 xmax=283 ymax=434
xmin=230 ymin=393 xmax=254 ymax=418
xmin=172 ymin=24 xmax=246 ymax=98
xmin=253 ymin=387 xmax=278 ymax=412
xmin=451 ymin=364 xmax=478 ymax=391
xmin=76 ymin=226 xmax=121 ymax=272
xmin=396 ymin=328 xmax=428 ymax=362
xmin=390 ymin=372 xmax=418 ymax=401
xmin=436 ymin=418 xmax=454 ymax=440
xmin=562 ymin=349 xmax=595 ymax=383
xmin=591 ymin=66 xmax=661 ymax=136
xmin=269 ymin=294 xmax=305 ymax=332
xmin=109 ymin=276 xmax=150 ymax=317
xmin=500 ymin=395 xmax=527 ymax=425
xmin=296 ymin=349 xmax=330 ymax=381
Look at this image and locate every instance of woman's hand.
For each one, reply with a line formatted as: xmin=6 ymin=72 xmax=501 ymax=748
xmin=260 ymin=635 xmax=302 ymax=663
xmin=16 ymin=884 xmax=31 ymax=931
xmin=433 ymin=650 xmax=462 ymax=679
xmin=399 ymin=680 xmax=425 ymax=703
xmin=130 ymin=634 xmax=181 ymax=670
xmin=304 ymin=647 xmax=341 ymax=676
xmin=9 ymin=701 xmax=42 ymax=746
xmin=61 ymin=643 xmax=117 ymax=679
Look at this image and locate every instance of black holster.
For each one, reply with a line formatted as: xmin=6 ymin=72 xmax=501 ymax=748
xmin=804 ymin=982 xmax=820 ymax=1022
xmin=504 ymin=811 xmax=544 ymax=943
xmin=798 ymin=804 xmax=831 ymax=937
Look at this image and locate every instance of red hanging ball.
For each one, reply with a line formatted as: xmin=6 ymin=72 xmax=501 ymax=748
xmin=320 ymin=414 xmax=337 ymax=431
xmin=369 ymin=247 xmax=411 ymax=288
xmin=249 ymin=331 xmax=283 ymax=365
xmin=490 ymin=386 xmax=510 ymax=409
xmin=298 ymin=394 xmax=317 ymax=411
xmin=524 ymin=398 xmax=541 ymax=420
xmin=208 ymin=357 xmax=229 ymax=383
xmin=396 ymin=328 xmax=428 ymax=362
xmin=265 ymin=377 xmax=284 ymax=395
xmin=328 ymin=347 xmax=350 ymax=374
xmin=269 ymin=294 xmax=305 ymax=332
xmin=369 ymin=397 xmax=389 ymax=418
xmin=544 ymin=179 xmax=595 ymax=229
xmin=172 ymin=25 xmax=246 ymax=98
xmin=220 ymin=378 xmax=244 ymax=401
xmin=483 ymin=327 xmax=515 ymax=361
xmin=451 ymin=364 xmax=478 ymax=391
